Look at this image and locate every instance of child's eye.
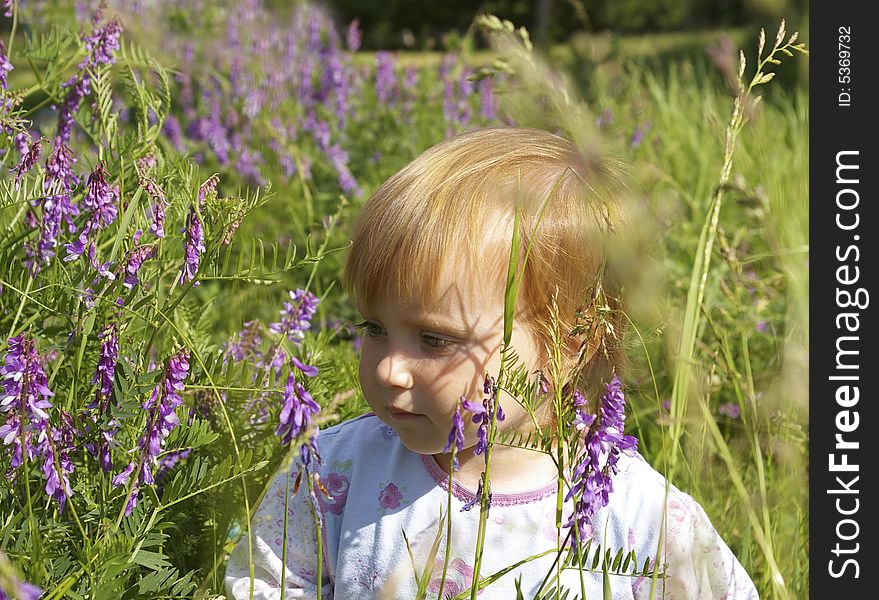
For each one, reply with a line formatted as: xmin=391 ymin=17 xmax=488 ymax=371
xmin=422 ymin=334 xmax=455 ymax=352
xmin=354 ymin=320 xmax=384 ymax=337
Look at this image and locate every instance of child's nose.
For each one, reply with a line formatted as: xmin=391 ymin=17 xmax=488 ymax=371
xmin=375 ymin=351 xmax=414 ymax=389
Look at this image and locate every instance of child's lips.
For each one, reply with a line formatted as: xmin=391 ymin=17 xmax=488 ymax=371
xmin=388 ymin=406 xmax=422 ymax=420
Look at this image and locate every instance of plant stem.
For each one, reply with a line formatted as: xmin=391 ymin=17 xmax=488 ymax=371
xmin=436 ymin=453 xmax=455 ymax=600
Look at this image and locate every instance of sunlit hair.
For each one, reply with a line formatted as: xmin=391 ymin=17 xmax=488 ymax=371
xmin=343 ymin=127 xmax=627 ymax=406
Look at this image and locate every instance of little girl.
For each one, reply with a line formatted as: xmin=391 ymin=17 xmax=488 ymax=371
xmin=225 ymin=128 xmax=758 ymax=599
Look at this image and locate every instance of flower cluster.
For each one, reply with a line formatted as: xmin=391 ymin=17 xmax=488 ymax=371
xmin=0 ymin=39 xmax=12 ymax=90
xmin=442 ymin=398 xmax=466 ymax=471
xmin=57 ymin=12 xmax=122 ymax=144
xmin=112 ymin=350 xmax=190 ymax=517
xmin=11 ymin=136 xmax=42 ymax=188
xmin=179 ymin=207 xmax=205 ymax=285
xmin=64 ymin=163 xmax=119 ymax=261
xmin=460 ymin=374 xmax=504 ymax=457
xmin=0 ymin=335 xmax=76 ymax=511
xmin=0 ymin=550 xmax=42 ymax=600
xmin=564 ymin=376 xmax=638 ymax=547
xmin=275 ymin=359 xmax=321 ymax=464
xmin=269 ymin=289 xmax=319 ymax=344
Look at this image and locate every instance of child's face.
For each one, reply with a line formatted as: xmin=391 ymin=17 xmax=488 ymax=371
xmin=356 ymin=261 xmax=545 ymax=456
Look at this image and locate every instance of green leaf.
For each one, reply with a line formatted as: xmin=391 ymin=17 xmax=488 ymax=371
xmin=503 ymin=203 xmax=521 ymax=346
xmin=132 ymin=548 xmax=172 ymax=571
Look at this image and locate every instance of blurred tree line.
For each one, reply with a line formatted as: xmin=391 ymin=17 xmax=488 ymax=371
xmin=263 ymin=0 xmax=808 ymax=50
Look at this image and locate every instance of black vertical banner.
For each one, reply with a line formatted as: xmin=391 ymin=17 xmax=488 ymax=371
xmin=810 ymin=2 xmax=877 ymax=596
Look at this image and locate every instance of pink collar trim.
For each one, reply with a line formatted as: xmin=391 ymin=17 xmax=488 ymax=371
xmin=419 ymin=454 xmax=559 ymax=506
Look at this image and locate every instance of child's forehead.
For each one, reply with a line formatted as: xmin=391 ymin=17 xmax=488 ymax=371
xmin=360 ymin=258 xmax=506 ymax=313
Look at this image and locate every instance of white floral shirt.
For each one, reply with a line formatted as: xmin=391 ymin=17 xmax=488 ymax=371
xmin=225 ymin=414 xmax=758 ymax=599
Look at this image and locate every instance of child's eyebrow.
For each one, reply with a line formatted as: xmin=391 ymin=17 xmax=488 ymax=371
xmin=401 ymin=315 xmax=472 ymax=339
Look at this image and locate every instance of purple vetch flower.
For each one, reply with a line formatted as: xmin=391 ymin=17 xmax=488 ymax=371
xmin=346 ymin=19 xmax=361 ymax=52
xmin=123 ymin=244 xmax=156 ymax=289
xmin=197 ymin=174 xmax=219 ymax=210
xmin=629 ymin=122 xmax=651 ymax=149
xmin=64 ymin=163 xmax=118 ymax=262
xmin=756 ymin=320 xmax=768 ymax=332
xmin=718 ymin=402 xmax=741 ymax=419
xmin=44 ymin=138 xmax=80 ymax=194
xmin=83 ymin=163 xmax=119 ymax=229
xmin=461 ymin=473 xmax=489 ymax=512
xmin=156 ymin=447 xmax=192 ymax=480
xmin=595 ymin=109 xmax=613 ymax=129
xmin=564 ymin=376 xmax=638 ymax=548
xmin=37 ymin=411 xmax=78 ymax=513
xmin=0 ymin=335 xmax=75 ymax=509
xmin=82 ymin=14 xmax=122 ymax=68
xmin=326 ymin=143 xmax=360 ymax=197
xmin=0 ymin=550 xmax=42 ymax=600
xmin=11 ymin=136 xmax=43 ymax=189
xmin=112 ymin=349 xmax=190 ymax=517
xmin=2 ymin=0 xmax=13 ymax=18
xmin=442 ymin=398 xmax=466 ymax=471
xmin=375 ymin=51 xmax=398 ymax=105
xmin=179 ymin=207 xmax=205 ymax=286
xmin=291 ymin=355 xmax=319 ymax=377
xmin=0 ymin=39 xmax=12 ymax=90
xmin=91 ymin=323 xmax=118 ymax=409
xmin=269 ymin=289 xmax=319 ymax=343
xmin=224 ymin=320 xmax=263 ymax=364
xmin=478 ymin=78 xmax=496 ymax=121
xmin=461 ymin=374 xmax=504 ymax=458
xmin=163 ymin=114 xmax=185 ymax=152
xmin=276 ymin=370 xmax=320 ymax=444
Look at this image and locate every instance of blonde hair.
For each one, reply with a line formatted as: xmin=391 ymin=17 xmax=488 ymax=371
xmin=343 ymin=127 xmax=627 ymax=405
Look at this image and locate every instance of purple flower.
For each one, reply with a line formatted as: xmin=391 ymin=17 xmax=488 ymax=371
xmin=718 ymin=402 xmax=741 ymax=419
xmin=630 ymin=122 xmax=651 ymax=149
xmin=57 ymin=73 xmax=91 ymax=144
xmin=463 ymin=374 xmax=504 ymax=458
xmin=123 ymin=244 xmax=157 ymax=289
xmin=564 ymin=376 xmax=638 ymax=548
xmin=224 ymin=321 xmax=263 ymax=364
xmin=346 ymin=19 xmax=361 ymax=52
xmin=82 ymin=15 xmax=123 ymax=68
xmin=82 ymin=163 xmax=118 ymax=227
xmin=163 ymin=114 xmax=185 ymax=152
xmin=2 ymin=0 xmax=13 ymax=18
xmin=375 ymin=51 xmax=398 ymax=105
xmin=113 ymin=350 xmax=190 ymax=517
xmin=327 ymin=143 xmax=360 ymax=197
xmin=91 ymin=323 xmax=118 ymax=407
xmin=11 ymin=136 xmax=43 ymax=189
xmin=37 ymin=417 xmax=76 ymax=513
xmin=0 ymin=552 xmax=42 ymax=600
xmin=461 ymin=473 xmax=490 ymax=512
xmin=269 ymin=289 xmax=319 ymax=344
xmin=64 ymin=163 xmax=118 ymax=263
xmin=478 ymin=78 xmax=496 ymax=121
xmin=291 ymin=355 xmax=319 ymax=377
xmin=0 ymin=336 xmax=77 ymax=510
xmin=0 ymin=39 xmax=13 ymax=90
xmin=276 ymin=371 xmax=320 ymax=447
xmin=44 ymin=138 xmax=80 ymax=194
xmin=156 ymin=447 xmax=192 ymax=480
xmin=442 ymin=399 xmax=466 ymax=471
xmin=179 ymin=208 xmax=205 ymax=286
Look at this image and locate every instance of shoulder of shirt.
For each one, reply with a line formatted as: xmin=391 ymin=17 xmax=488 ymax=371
xmin=611 ymin=450 xmax=700 ymax=510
